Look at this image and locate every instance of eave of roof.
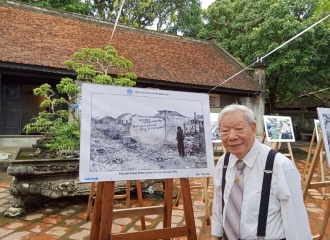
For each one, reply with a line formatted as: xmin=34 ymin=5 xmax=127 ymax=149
xmin=276 ymin=93 xmax=330 ymax=110
xmin=0 ymin=0 xmax=260 ymax=93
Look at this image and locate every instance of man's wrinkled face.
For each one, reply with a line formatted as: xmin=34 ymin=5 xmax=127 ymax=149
xmin=219 ymin=111 xmax=256 ymax=159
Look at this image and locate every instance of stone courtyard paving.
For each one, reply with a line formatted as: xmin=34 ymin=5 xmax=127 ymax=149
xmin=0 ymin=177 xmax=213 ymax=240
xmin=0 ymin=141 xmax=330 ymax=239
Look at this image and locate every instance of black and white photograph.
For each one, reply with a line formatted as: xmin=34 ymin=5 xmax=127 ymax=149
xmin=79 ymin=83 xmax=214 ymax=182
xmin=317 ymin=108 xmax=330 ymax=167
xmin=263 ymin=115 xmax=295 ymax=142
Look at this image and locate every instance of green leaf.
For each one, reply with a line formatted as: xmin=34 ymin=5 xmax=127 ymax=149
xmin=24 ymin=44 xmax=138 ymax=156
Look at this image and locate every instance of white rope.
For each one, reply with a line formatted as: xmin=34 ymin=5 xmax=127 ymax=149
xmin=109 ymin=0 xmax=126 ymax=44
xmin=210 ymin=14 xmax=330 ymax=92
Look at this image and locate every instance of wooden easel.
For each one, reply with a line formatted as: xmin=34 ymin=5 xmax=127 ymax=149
xmin=174 ymin=177 xmax=211 ymax=225
xmin=302 ymin=127 xmax=317 ymax=184
xmin=302 ymin=136 xmax=330 ymax=240
xmin=312 ymin=199 xmax=330 ymax=240
xmin=302 ymin=127 xmax=327 ymax=198
xmin=261 ymin=132 xmax=295 ymax=161
xmin=174 ymin=141 xmax=224 ymax=226
xmin=90 ymin=178 xmax=197 ymax=240
xmin=86 ymin=180 xmax=146 ymax=229
xmin=86 ymin=180 xmax=131 ymax=220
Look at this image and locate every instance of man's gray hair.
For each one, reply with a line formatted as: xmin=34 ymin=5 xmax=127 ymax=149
xmin=217 ymin=104 xmax=256 ymax=126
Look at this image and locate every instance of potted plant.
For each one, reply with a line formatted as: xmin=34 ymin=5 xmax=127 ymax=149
xmin=5 ymin=45 xmax=137 ymax=217
xmin=24 ymin=45 xmax=137 ymax=157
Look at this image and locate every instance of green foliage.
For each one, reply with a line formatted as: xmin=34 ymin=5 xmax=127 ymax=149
xmin=23 ymin=111 xmax=58 ymax=135
xmin=24 ymin=111 xmax=77 ymax=157
xmin=20 ymin=0 xmax=203 ymax=36
xmin=45 ymin=121 xmax=81 ymax=156
xmin=164 ymin=0 xmax=203 ymax=37
xmin=199 ymin=0 xmax=330 ymax=113
xmin=118 ymin=0 xmax=156 ymax=28
xmin=24 ymin=45 xmax=137 ymax=156
xmin=18 ymin=0 xmax=94 ymax=15
xmin=150 ymin=0 xmax=203 ymax=36
xmin=314 ymin=0 xmax=330 ymax=20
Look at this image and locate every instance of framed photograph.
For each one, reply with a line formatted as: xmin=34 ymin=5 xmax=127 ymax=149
xmin=263 ymin=115 xmax=295 ymax=142
xmin=314 ymin=119 xmax=321 ymax=142
xmin=79 ymin=83 xmax=215 ymax=182
xmin=316 ymin=108 xmax=330 ymax=167
xmin=209 ymin=94 xmax=220 ymax=108
xmin=210 ymin=113 xmax=221 ymax=144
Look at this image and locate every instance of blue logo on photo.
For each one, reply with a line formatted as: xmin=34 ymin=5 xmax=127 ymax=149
xmin=127 ymin=88 xmax=133 ymax=95
xmin=84 ymin=177 xmax=98 ymax=181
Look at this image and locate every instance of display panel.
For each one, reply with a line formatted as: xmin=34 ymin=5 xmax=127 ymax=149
xmin=79 ymin=83 xmax=215 ymax=181
xmin=263 ymin=115 xmax=295 ymax=142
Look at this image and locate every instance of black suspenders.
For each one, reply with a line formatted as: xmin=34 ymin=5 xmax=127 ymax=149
xmin=222 ymin=152 xmax=231 ymax=240
xmin=221 ymin=149 xmax=277 ymax=239
xmin=257 ymin=149 xmax=277 ymax=238
xmin=222 ymin=152 xmax=231 ymax=215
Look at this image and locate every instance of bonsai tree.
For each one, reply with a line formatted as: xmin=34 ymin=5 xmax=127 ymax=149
xmin=24 ymin=45 xmax=137 ymax=157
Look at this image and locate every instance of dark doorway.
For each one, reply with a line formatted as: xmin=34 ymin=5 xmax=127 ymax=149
xmin=1 ymin=82 xmax=21 ymax=134
xmin=1 ymin=79 xmax=46 ymax=135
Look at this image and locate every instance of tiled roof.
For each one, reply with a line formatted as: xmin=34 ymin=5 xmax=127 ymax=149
xmin=0 ymin=0 xmax=259 ymax=93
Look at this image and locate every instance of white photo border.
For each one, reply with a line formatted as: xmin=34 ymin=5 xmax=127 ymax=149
xmin=316 ymin=108 xmax=330 ymax=167
xmin=79 ymin=83 xmax=215 ymax=182
xmin=314 ymin=119 xmax=321 ymax=142
xmin=263 ymin=115 xmax=295 ymax=142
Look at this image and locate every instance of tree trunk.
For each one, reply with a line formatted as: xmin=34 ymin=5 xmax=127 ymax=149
xmin=267 ymin=77 xmax=279 ymax=114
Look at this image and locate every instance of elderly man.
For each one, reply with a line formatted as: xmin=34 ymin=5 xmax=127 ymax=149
xmin=212 ymin=104 xmax=312 ymax=240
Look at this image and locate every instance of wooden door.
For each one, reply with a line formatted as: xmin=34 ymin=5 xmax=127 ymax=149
xmin=1 ymin=82 xmax=21 ymax=134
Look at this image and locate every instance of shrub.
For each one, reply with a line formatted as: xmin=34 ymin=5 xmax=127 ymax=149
xmin=24 ymin=45 xmax=137 ymax=157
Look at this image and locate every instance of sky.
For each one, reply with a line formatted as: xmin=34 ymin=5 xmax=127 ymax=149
xmin=201 ymin=0 xmax=215 ymax=9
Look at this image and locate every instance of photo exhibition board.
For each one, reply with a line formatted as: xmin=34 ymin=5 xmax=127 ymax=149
xmin=79 ymin=83 xmax=215 ymax=182
xmin=317 ymin=108 xmax=330 ymax=167
xmin=314 ymin=119 xmax=321 ymax=142
xmin=263 ymin=115 xmax=295 ymax=142
xmin=210 ymin=113 xmax=221 ymax=144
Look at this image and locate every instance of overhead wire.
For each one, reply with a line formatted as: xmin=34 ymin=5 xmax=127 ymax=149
xmin=210 ymin=14 xmax=330 ymax=92
xmin=109 ymin=0 xmax=126 ymax=44
xmin=106 ymin=2 xmax=329 ymax=95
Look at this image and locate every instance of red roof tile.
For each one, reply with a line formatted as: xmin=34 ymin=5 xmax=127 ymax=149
xmin=0 ymin=0 xmax=259 ymax=93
